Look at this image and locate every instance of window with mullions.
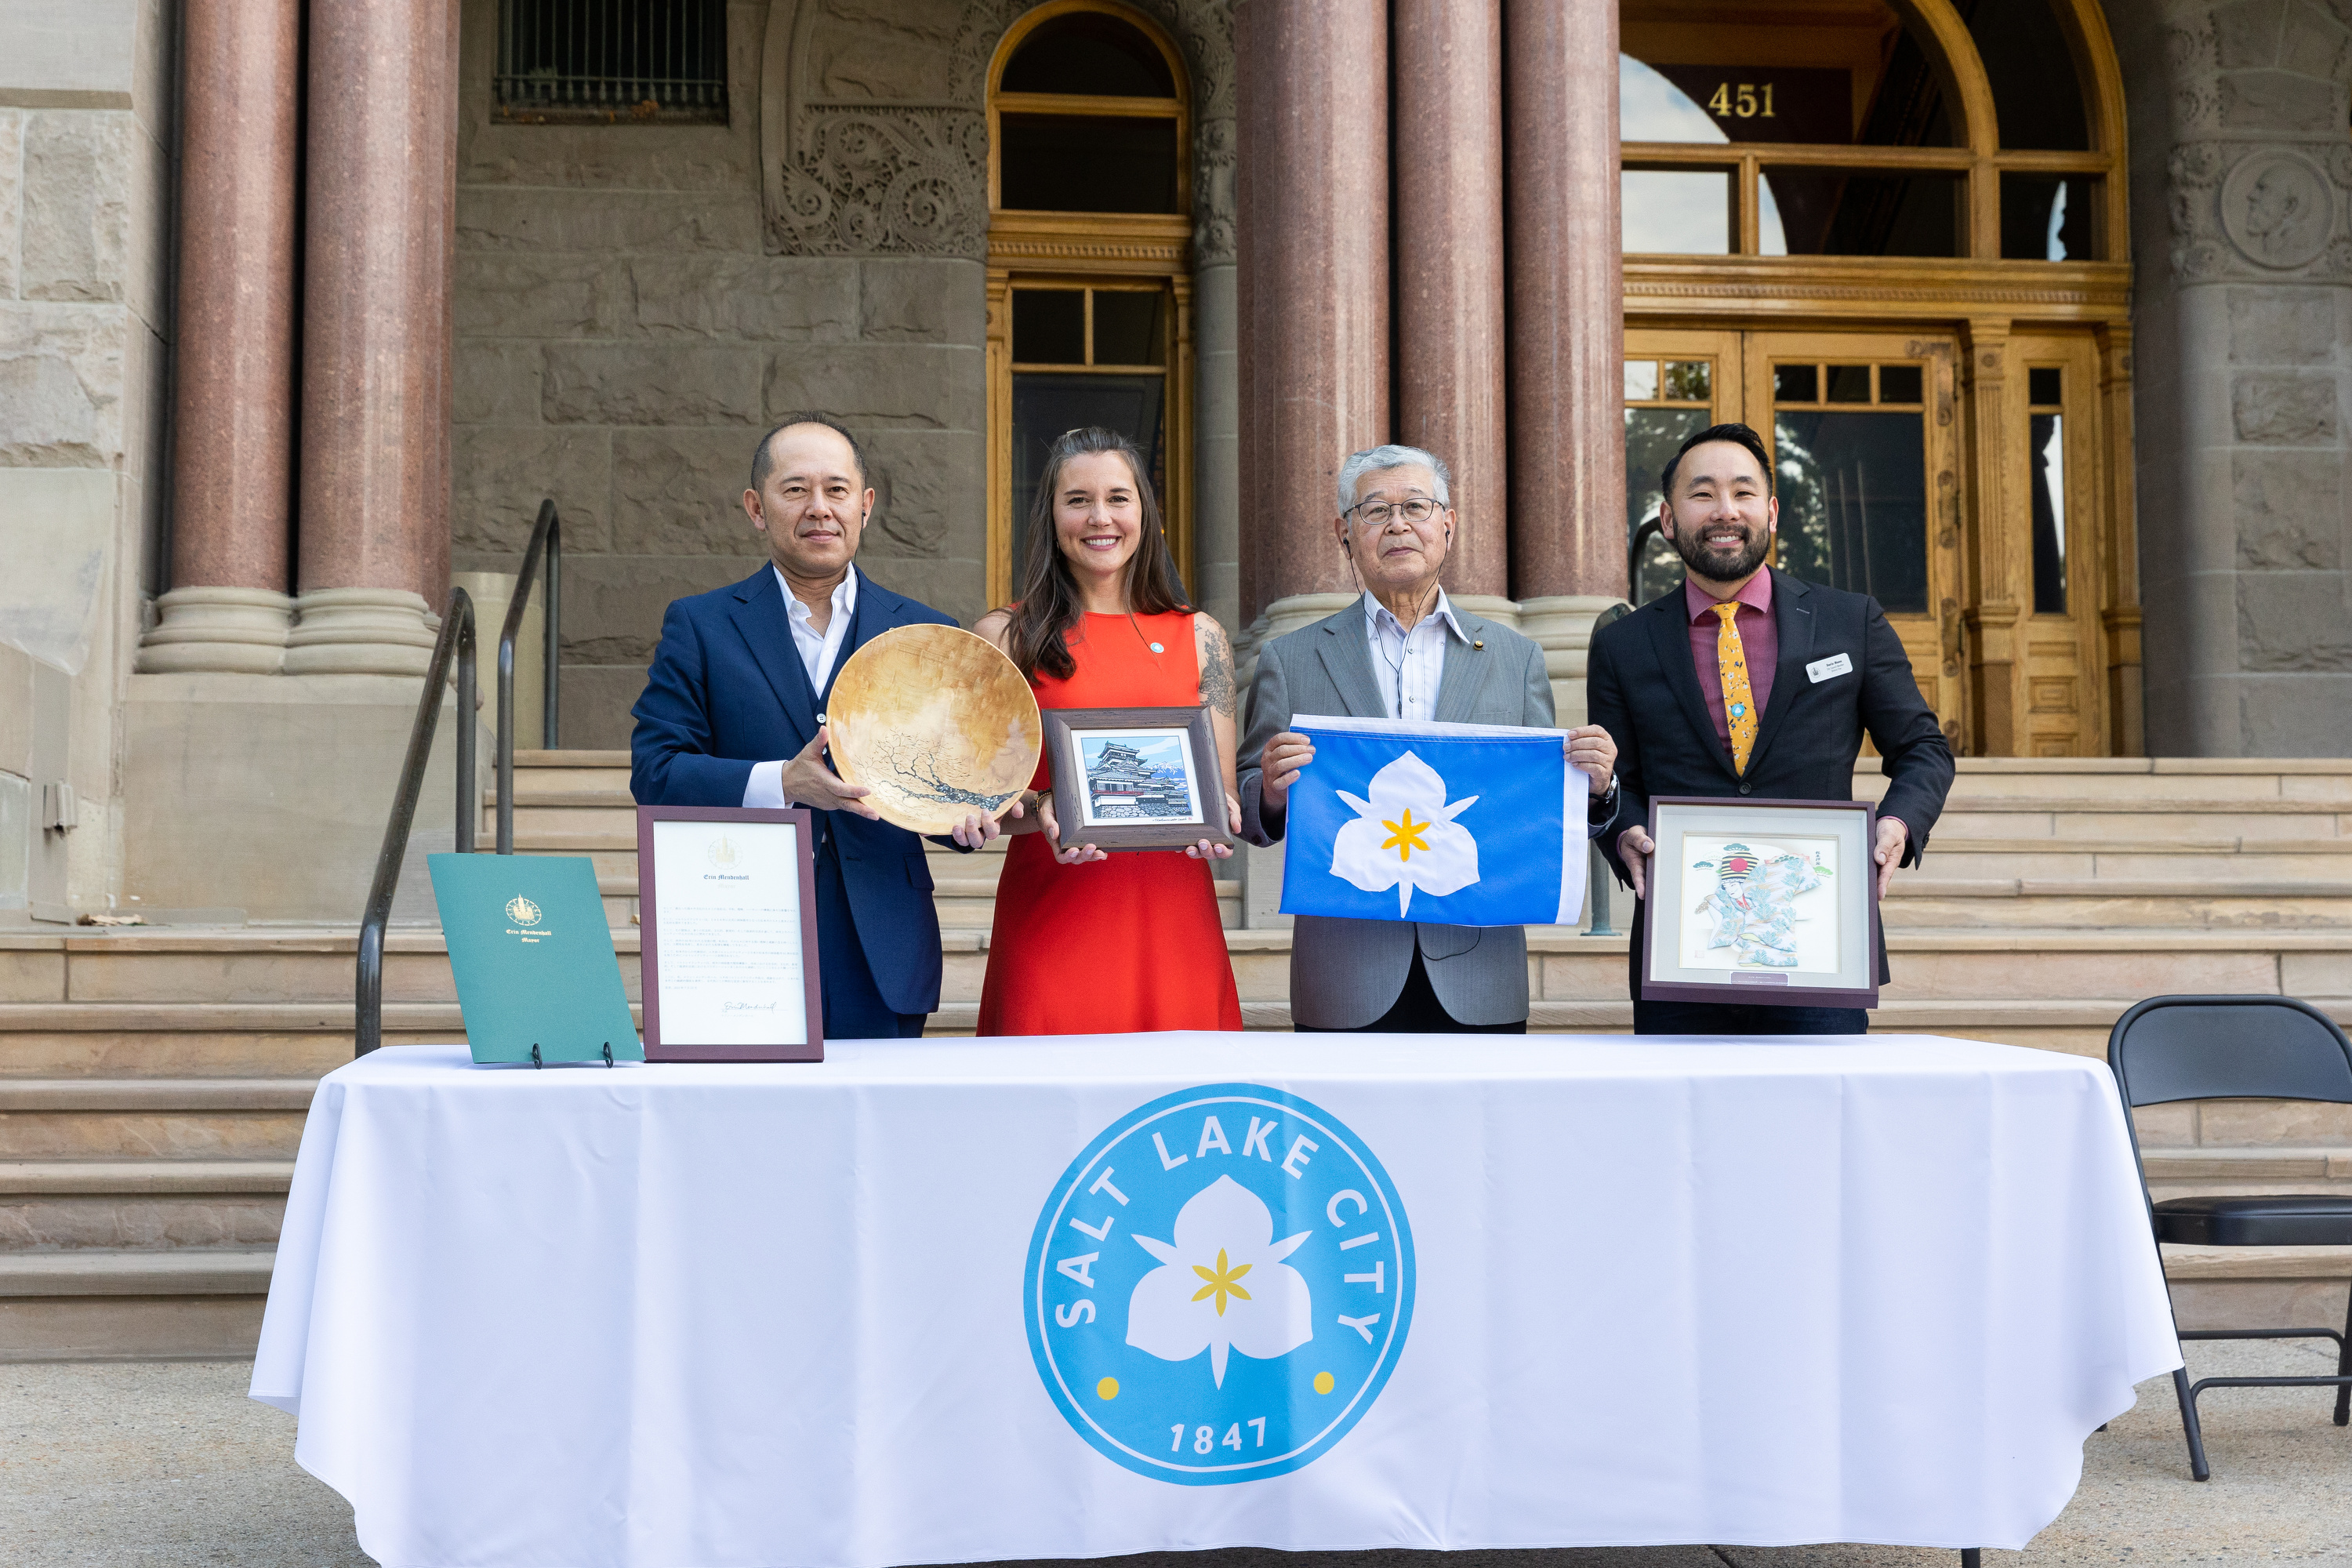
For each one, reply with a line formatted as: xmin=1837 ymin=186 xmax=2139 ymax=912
xmin=495 ymin=0 xmax=728 ymax=124
xmin=1771 ymin=361 xmax=1930 ymax=614
xmin=1624 ymin=357 xmax=1716 ymax=604
xmin=1010 ymin=286 xmax=1172 ymax=575
xmin=986 ymin=4 xmax=1192 ymax=607
xmin=1617 ymin=0 xmax=2111 ymax=262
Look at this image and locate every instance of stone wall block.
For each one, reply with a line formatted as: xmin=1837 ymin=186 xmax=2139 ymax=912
xmin=858 ymin=259 xmax=985 ymax=343
xmin=2280 ymin=2 xmax=2352 ymax=78
xmin=610 ymin=428 xmax=764 ymax=554
xmin=857 ymin=429 xmax=982 ymax=560
xmin=560 ymin=554 xmax=767 ymax=666
xmin=2213 ymin=0 xmax=2287 ymax=69
xmin=2230 ymin=372 xmax=2339 ymax=442
xmin=2219 ymin=68 xmax=2342 ymax=129
xmin=764 ymin=344 xmax=982 ymax=430
xmin=2238 ymin=673 xmax=2352 ymax=753
xmin=0 ymin=303 xmax=122 ymax=466
xmin=461 ymin=127 xmax=750 ymax=194
xmin=453 ymin=426 xmax=611 ymax=554
xmin=2238 ymin=572 xmax=2352 ymax=669
xmin=0 ymin=111 xmax=22 ymax=299
xmin=453 ymin=342 xmax=546 ymax=424
xmin=20 ymin=113 xmax=129 ymax=303
xmin=853 ymin=556 xmax=985 ymax=630
xmin=455 ymin=254 xmax=614 ymax=338
xmin=458 ymin=187 xmax=761 ymax=253
xmin=626 ymin=255 xmax=857 ymax=342
xmin=543 ymin=344 xmax=762 ymax=426
xmin=2227 ymin=288 xmax=2334 ymax=364
xmin=2231 ymin=449 xmax=2343 ymax=566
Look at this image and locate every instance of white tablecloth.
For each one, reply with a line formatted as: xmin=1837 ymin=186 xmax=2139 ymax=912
xmin=252 ymin=1034 xmax=2179 ymax=1566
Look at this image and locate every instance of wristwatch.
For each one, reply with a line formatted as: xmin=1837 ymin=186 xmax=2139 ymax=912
xmin=1588 ymin=776 xmax=1621 ymax=819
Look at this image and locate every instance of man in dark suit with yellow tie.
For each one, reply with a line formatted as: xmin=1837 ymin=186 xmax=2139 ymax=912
xmin=1588 ymin=423 xmax=1955 ymax=1035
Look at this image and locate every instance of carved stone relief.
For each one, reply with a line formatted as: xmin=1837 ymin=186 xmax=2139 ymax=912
xmin=2161 ymin=2 xmax=2352 ymax=281
xmin=761 ymin=0 xmax=1236 ymax=262
xmin=2220 ymin=148 xmax=2336 ymax=267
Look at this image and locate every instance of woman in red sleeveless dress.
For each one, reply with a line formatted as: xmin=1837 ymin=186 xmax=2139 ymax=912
xmin=975 ymin=427 xmax=1243 ymax=1035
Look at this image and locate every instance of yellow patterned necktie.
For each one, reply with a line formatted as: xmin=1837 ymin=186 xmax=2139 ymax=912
xmin=1713 ymin=601 xmax=1758 ymax=775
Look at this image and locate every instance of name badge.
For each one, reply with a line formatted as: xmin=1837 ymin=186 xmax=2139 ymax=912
xmin=1806 ymin=652 xmax=1855 ymax=684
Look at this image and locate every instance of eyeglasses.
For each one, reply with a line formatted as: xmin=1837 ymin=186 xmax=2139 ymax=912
xmin=1343 ymin=497 xmax=1446 ymax=528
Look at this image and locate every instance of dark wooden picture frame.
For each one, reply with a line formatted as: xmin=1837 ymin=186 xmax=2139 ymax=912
xmin=1638 ymin=795 xmax=1880 ymax=1010
xmin=1040 ymin=706 xmax=1235 ymax=853
xmin=637 ymin=805 xmax=826 ymax=1061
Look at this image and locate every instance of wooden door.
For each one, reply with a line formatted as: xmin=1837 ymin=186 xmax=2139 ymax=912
xmin=1622 ymin=328 xmax=1966 ymax=749
xmin=2005 ymin=331 xmax=2106 ymax=756
xmin=1747 ymin=329 xmax=1965 ymax=748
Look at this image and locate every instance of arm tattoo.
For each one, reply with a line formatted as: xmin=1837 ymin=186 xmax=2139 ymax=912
xmin=1197 ymin=618 xmax=1236 ymax=720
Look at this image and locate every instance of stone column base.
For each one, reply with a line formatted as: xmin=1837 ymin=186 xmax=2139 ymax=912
xmin=284 ymin=588 xmax=439 ymax=677
xmin=135 ymin=587 xmax=294 ymax=675
xmin=1447 ymin=593 xmax=1522 ymax=633
xmin=1517 ymin=593 xmax=1630 ymax=728
xmin=1236 ymin=592 xmax=1360 ymax=702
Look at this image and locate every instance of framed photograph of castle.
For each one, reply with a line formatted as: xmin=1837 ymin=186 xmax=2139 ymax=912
xmin=1639 ymin=797 xmax=1879 ymax=1010
xmin=1040 ymin=706 xmax=1233 ymax=854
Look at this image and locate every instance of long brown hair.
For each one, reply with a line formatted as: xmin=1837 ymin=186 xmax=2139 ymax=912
xmin=1004 ymin=426 xmax=1190 ymax=681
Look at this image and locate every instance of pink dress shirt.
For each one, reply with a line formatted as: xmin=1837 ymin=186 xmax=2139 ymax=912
xmin=1677 ymin=569 xmax=1907 ymax=848
xmin=1683 ymin=572 xmax=1777 ymax=756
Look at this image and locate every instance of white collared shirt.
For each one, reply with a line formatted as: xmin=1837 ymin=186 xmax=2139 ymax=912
xmin=742 ymin=566 xmax=858 ymax=809
xmin=1362 ymin=587 xmax=1467 ymax=720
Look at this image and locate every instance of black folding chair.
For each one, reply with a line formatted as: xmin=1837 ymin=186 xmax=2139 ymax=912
xmin=2107 ymin=994 xmax=2352 ymax=1481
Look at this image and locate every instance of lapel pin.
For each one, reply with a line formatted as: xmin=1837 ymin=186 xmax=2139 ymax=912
xmin=1472 ymin=640 xmax=1484 ymax=650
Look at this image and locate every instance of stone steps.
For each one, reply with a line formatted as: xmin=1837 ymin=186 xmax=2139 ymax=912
xmin=10 ymin=924 xmax=2352 ymax=1007
xmin=9 ymin=751 xmax=2351 ymax=1362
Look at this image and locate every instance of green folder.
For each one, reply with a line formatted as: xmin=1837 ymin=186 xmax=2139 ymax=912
xmin=428 ymin=854 xmax=644 ymax=1065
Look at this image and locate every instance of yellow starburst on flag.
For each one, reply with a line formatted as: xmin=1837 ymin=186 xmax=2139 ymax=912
xmin=1381 ymin=808 xmax=1433 ymax=861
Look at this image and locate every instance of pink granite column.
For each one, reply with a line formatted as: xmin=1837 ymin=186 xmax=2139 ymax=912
xmin=286 ymin=0 xmax=458 ymax=675
xmin=1505 ymin=0 xmax=1626 ymax=722
xmin=1395 ymin=0 xmax=1509 ymax=608
xmin=136 ymin=0 xmax=301 ymax=674
xmin=1236 ymin=0 xmax=1388 ymax=634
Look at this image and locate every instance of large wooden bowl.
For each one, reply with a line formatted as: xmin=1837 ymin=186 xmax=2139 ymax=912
xmin=825 ymin=624 xmax=1042 ymax=835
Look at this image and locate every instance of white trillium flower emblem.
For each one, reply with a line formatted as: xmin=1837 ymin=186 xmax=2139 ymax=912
xmin=1329 ymin=750 xmax=1481 ymax=917
xmin=1127 ymin=1174 xmax=1313 ymax=1387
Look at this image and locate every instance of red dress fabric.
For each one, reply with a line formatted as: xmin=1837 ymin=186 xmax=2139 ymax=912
xmin=978 ymin=610 xmax=1243 ymax=1036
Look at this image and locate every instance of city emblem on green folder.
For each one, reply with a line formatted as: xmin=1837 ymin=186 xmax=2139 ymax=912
xmin=430 ymin=854 xmax=642 ymax=1065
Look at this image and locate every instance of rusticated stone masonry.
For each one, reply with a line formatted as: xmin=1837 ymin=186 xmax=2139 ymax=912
xmin=2115 ymin=0 xmax=2352 ymax=753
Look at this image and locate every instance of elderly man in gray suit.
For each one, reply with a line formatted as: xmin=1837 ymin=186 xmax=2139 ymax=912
xmin=1238 ymin=444 xmax=1622 ymax=1033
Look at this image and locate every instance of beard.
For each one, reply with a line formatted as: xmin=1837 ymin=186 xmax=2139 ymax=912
xmin=1670 ymin=517 xmax=1772 ymax=583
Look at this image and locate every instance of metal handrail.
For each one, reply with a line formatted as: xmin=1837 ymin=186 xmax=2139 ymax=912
xmin=496 ymin=500 xmax=563 ymax=853
xmin=356 ymin=588 xmax=477 ymax=1057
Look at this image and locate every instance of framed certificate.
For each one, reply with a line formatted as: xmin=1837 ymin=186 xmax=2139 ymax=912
xmin=1040 ymin=705 xmax=1234 ymax=853
xmin=1638 ymin=796 xmax=1879 ymax=1010
xmin=637 ymin=806 xmax=825 ymax=1061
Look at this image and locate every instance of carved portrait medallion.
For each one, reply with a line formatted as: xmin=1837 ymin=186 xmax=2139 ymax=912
xmin=2220 ymin=151 xmax=2334 ymax=271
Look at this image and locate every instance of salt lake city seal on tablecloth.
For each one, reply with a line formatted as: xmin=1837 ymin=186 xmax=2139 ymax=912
xmin=1025 ymin=1084 xmax=1414 ymax=1484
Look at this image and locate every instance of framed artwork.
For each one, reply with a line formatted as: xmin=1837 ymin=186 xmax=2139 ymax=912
xmin=636 ymin=806 xmax=825 ymax=1061
xmin=1638 ymin=796 xmax=1879 ymax=1009
xmin=1040 ymin=706 xmax=1234 ymax=853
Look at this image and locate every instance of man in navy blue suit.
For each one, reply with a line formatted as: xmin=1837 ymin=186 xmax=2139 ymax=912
xmin=630 ymin=416 xmax=1004 ymax=1040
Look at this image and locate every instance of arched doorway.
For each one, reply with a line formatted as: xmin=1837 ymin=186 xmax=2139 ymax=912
xmin=1619 ymin=0 xmax=2136 ymax=757
xmin=984 ymin=2 xmax=1196 ymax=611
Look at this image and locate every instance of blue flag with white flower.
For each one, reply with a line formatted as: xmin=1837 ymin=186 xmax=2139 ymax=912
xmin=1278 ymin=715 xmax=1588 ymax=927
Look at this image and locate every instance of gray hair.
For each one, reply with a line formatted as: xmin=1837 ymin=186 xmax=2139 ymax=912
xmin=1337 ymin=444 xmax=1452 ymax=516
